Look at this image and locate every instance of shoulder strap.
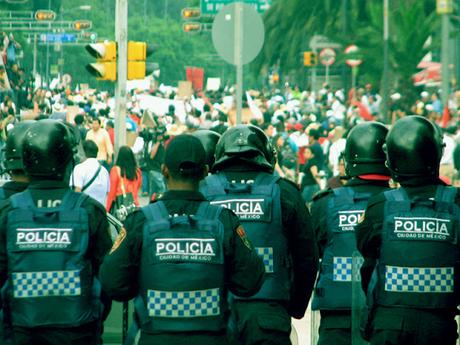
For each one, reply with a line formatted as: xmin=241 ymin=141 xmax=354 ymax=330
xmin=201 ymin=174 xmax=228 ymax=197
xmin=81 ymin=164 xmax=102 ymax=192
xmin=384 ymin=188 xmax=408 ymax=202
xmin=142 ymin=200 xmax=170 ymax=223
xmin=195 ymin=201 xmax=222 ymax=221
xmin=332 ymin=186 xmax=355 ymax=206
xmin=10 ymin=189 xmax=35 ymax=209
xmin=435 ymin=185 xmax=456 ymax=204
xmin=0 ymin=187 xmax=5 ymax=200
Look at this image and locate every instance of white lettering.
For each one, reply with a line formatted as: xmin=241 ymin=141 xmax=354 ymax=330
xmin=155 ymin=238 xmax=216 ymax=258
xmin=393 ymin=217 xmax=451 ymax=238
xmin=338 ymin=210 xmax=364 ymax=231
xmin=16 ymin=228 xmax=73 ymax=246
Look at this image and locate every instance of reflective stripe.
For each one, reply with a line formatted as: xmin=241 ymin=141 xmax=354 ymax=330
xmin=255 ymin=247 xmax=274 ymax=273
xmin=147 ymin=288 xmax=220 ymax=318
xmin=333 ymin=256 xmax=363 ymax=282
xmin=385 ymin=266 xmax=454 ymax=293
xmin=12 ymin=270 xmax=81 ymax=298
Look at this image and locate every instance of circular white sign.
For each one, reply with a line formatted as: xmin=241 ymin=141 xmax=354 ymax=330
xmin=62 ymin=74 xmax=72 ymax=85
xmin=344 ymin=44 xmax=363 ymax=67
xmin=319 ymin=48 xmax=336 ymax=66
xmin=212 ymin=3 xmax=265 ymax=66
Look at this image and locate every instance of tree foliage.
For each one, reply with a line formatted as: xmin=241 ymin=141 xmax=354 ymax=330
xmin=257 ymin=0 xmax=440 ymax=101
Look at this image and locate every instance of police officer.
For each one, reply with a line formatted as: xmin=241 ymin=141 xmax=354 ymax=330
xmin=99 ymin=134 xmax=264 ymax=345
xmin=0 ymin=119 xmax=112 ymax=345
xmin=0 ymin=121 xmax=35 ymax=344
xmin=200 ymin=124 xmax=318 ymax=345
xmin=357 ymin=116 xmax=459 ymax=345
xmin=310 ymin=122 xmax=390 ymax=345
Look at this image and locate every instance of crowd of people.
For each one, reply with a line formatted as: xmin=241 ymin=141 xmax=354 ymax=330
xmin=0 ymin=61 xmax=459 ymax=344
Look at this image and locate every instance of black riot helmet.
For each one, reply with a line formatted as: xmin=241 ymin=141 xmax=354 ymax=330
xmin=22 ymin=119 xmax=76 ymax=180
xmin=213 ymin=124 xmax=276 ymax=173
xmin=3 ymin=121 xmax=36 ymax=173
xmin=384 ymin=116 xmax=444 ymax=181
xmin=191 ymin=129 xmax=221 ymax=171
xmin=344 ymin=121 xmax=389 ymax=177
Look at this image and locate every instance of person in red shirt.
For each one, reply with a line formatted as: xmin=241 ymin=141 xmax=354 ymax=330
xmin=106 ymin=146 xmax=142 ymax=212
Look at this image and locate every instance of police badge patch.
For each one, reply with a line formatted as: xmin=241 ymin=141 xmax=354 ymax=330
xmin=236 ymin=226 xmax=252 ymax=250
xmin=110 ymin=228 xmax=127 ymax=254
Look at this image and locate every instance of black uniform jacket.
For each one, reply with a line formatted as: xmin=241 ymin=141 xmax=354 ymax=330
xmin=99 ymin=190 xmax=265 ymax=301
xmin=214 ymin=165 xmax=319 ymax=319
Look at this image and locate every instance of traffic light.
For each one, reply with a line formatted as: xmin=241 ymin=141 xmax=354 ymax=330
xmin=127 ymin=41 xmax=155 ymax=80
xmin=74 ymin=20 xmax=92 ymax=30
xmin=303 ymin=51 xmax=318 ymax=67
xmin=183 ymin=22 xmax=202 ymax=33
xmin=35 ymin=10 xmax=56 ymax=21
xmin=181 ymin=8 xmax=201 ymax=19
xmin=85 ymin=41 xmax=117 ymax=81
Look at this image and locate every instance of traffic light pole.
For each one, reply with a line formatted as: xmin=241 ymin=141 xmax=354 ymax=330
xmin=115 ymin=0 xmax=128 ymax=151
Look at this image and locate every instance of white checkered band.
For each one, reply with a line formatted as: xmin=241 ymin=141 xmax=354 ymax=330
xmin=333 ymin=256 xmax=364 ymax=282
xmin=147 ymin=288 xmax=220 ymax=318
xmin=12 ymin=270 xmax=81 ymax=298
xmin=385 ymin=266 xmax=454 ymax=293
xmin=255 ymin=247 xmax=274 ymax=273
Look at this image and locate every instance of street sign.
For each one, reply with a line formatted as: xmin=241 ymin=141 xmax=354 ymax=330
xmin=212 ymin=2 xmax=265 ymax=125
xmin=437 ymin=0 xmax=453 ymax=14
xmin=344 ymin=44 xmax=363 ymax=67
xmin=40 ymin=33 xmax=77 ymax=43
xmin=319 ymin=48 xmax=336 ymax=66
xmin=201 ymin=0 xmax=270 ymax=15
xmin=212 ymin=3 xmax=264 ymax=65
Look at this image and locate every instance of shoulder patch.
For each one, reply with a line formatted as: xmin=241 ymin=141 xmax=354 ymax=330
xmin=110 ymin=227 xmax=127 ymax=254
xmin=236 ymin=225 xmax=252 ymax=250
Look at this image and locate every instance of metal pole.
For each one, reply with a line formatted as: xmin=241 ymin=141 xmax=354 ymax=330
xmin=382 ymin=0 xmax=390 ymax=123
xmin=115 ymin=0 xmax=128 ymax=151
xmin=235 ymin=2 xmax=243 ymax=125
xmin=46 ymin=40 xmax=50 ymax=87
xmin=441 ymin=13 xmax=450 ymax=108
xmin=352 ymin=66 xmax=357 ymax=98
xmin=325 ymin=64 xmax=329 ymax=85
xmin=33 ymin=33 xmax=37 ymax=78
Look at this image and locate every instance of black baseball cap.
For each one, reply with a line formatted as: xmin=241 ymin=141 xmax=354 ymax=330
xmin=164 ymin=134 xmax=206 ymax=176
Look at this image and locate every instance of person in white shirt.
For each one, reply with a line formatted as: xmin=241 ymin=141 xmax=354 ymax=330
xmin=70 ymin=139 xmax=110 ymax=206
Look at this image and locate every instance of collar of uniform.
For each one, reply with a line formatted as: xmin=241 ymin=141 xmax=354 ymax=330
xmin=159 ymin=190 xmax=207 ymax=201
xmin=28 ymin=180 xmax=70 ymax=189
xmin=357 ymin=174 xmax=391 ymax=181
xmin=346 ymin=177 xmax=389 ymax=187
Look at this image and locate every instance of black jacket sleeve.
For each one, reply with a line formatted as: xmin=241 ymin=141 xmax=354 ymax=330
xmin=280 ymin=179 xmax=319 ymax=319
xmin=356 ymin=193 xmax=386 ymax=293
xmin=221 ymin=208 xmax=265 ymax=297
xmin=99 ymin=209 xmax=144 ymax=301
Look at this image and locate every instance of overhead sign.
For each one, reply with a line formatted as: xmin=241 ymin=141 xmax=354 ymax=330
xmin=319 ymin=48 xmax=336 ymax=66
xmin=40 ymin=33 xmax=77 ymax=43
xmin=201 ymin=0 xmax=270 ymax=15
xmin=344 ymin=44 xmax=363 ymax=67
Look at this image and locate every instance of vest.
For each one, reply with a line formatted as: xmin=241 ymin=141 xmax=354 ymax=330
xmin=374 ymin=186 xmax=460 ymax=309
xmin=137 ymin=201 xmax=226 ymax=333
xmin=6 ymin=190 xmax=100 ymax=327
xmin=312 ymin=187 xmax=371 ymax=310
xmin=201 ymin=173 xmax=290 ymax=301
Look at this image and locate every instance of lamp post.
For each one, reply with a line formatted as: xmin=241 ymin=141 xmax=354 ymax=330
xmin=382 ymin=0 xmax=390 ymax=123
